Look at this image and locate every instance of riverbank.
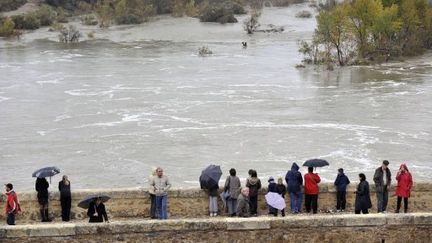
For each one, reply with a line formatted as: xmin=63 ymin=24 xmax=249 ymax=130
xmin=1 ymin=183 xmax=431 ymax=224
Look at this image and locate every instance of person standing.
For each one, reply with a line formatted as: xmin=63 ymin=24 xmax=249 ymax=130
xmin=304 ymin=167 xmax=321 ymax=214
xmin=150 ymin=167 xmax=171 ymax=219
xmin=355 ymin=173 xmax=372 ymax=214
xmin=373 ymin=160 xmax=391 ymax=213
xmin=35 ymin=177 xmax=51 ymax=222
xmin=267 ymin=177 xmax=277 ymax=216
xmin=276 ymin=177 xmax=287 ymax=217
xmin=148 ymin=167 xmax=157 ymax=219
xmin=224 ymin=168 xmax=241 ymax=217
xmin=236 ymin=187 xmax=250 ymax=217
xmin=5 ymin=183 xmax=21 ymax=225
xmin=334 ymin=168 xmax=350 ymax=212
xmin=395 ymin=163 xmax=413 ymax=213
xmin=285 ymin=162 xmax=303 ymax=214
xmin=58 ymin=175 xmax=71 ymax=221
xmin=87 ymin=197 xmax=109 ymax=223
xmin=246 ymin=169 xmax=261 ymax=216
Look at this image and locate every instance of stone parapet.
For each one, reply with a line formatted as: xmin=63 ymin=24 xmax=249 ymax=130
xmin=0 ymin=183 xmax=431 ymax=223
xmin=0 ymin=213 xmax=431 ymax=242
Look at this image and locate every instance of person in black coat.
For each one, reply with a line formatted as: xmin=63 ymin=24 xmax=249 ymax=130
xmin=334 ymin=168 xmax=350 ymax=212
xmin=355 ymin=173 xmax=372 ymax=214
xmin=87 ymin=198 xmax=109 ymax=223
xmin=58 ymin=175 xmax=71 ymax=221
xmin=276 ymin=177 xmax=287 ymax=217
xmin=35 ymin=177 xmax=51 ymax=222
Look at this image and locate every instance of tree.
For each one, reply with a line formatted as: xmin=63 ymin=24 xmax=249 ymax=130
xmin=348 ymin=0 xmax=382 ymax=58
xmin=243 ymin=10 xmax=260 ymax=34
xmin=0 ymin=17 xmax=15 ymax=37
xmin=315 ymin=4 xmax=352 ymax=65
xmin=58 ymin=25 xmax=81 ymax=43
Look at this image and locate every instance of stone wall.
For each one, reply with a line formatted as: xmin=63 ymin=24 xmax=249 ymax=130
xmin=1 ymin=214 xmax=431 ymax=243
xmin=0 ymin=183 xmax=431 ymax=223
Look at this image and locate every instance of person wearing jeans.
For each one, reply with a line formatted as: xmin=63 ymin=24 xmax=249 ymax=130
xmin=150 ymin=167 xmax=171 ymax=220
xmin=373 ymin=160 xmax=391 ymax=213
xmin=285 ymin=162 xmax=303 ymax=214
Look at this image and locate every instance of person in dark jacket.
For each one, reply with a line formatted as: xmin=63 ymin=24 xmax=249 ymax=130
xmin=246 ymin=169 xmax=261 ymax=216
xmin=224 ymin=168 xmax=241 ymax=217
xmin=373 ymin=160 xmax=391 ymax=213
xmin=334 ymin=168 xmax=350 ymax=212
xmin=276 ymin=177 xmax=287 ymax=217
xmin=267 ymin=177 xmax=277 ymax=216
xmin=35 ymin=177 xmax=51 ymax=222
xmin=355 ymin=173 xmax=372 ymax=214
xmin=285 ymin=162 xmax=303 ymax=214
xmin=58 ymin=175 xmax=71 ymax=221
xmin=87 ymin=198 xmax=109 ymax=223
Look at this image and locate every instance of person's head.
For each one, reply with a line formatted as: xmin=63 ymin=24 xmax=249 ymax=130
xmin=400 ymin=163 xmax=408 ymax=172
xmin=5 ymin=183 xmax=13 ymax=192
xmin=156 ymin=167 xmax=163 ymax=177
xmin=268 ymin=177 xmax=274 ymax=183
xmin=241 ymin=187 xmax=249 ymax=197
xmin=248 ymin=169 xmax=254 ymax=176
xmin=63 ymin=175 xmax=68 ymax=181
xmin=95 ymin=197 xmax=102 ymax=205
xmin=382 ymin=160 xmax=389 ymax=169
xmin=229 ymin=168 xmax=236 ymax=176
xmin=277 ymin=177 xmax=283 ymax=185
xmin=338 ymin=168 xmax=344 ymax=174
xmin=359 ymin=173 xmax=366 ymax=182
xmin=308 ymin=167 xmax=314 ymax=173
xmin=250 ymin=170 xmax=257 ymax=178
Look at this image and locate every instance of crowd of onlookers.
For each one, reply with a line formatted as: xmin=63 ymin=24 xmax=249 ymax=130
xmin=3 ymin=160 xmax=413 ymax=225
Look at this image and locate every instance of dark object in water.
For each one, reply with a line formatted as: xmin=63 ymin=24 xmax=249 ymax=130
xmin=242 ymin=42 xmax=247 ymax=48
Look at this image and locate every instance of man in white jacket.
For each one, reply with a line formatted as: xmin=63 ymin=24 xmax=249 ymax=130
xmin=150 ymin=167 xmax=171 ymax=219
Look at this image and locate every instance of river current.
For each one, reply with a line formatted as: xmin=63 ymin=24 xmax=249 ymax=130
xmin=1 ymin=4 xmax=431 ymax=190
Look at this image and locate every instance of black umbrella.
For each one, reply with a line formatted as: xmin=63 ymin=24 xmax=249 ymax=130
xmin=32 ymin=166 xmax=61 ymax=183
xmin=199 ymin=164 xmax=222 ymax=189
xmin=303 ymin=159 xmax=329 ymax=168
xmin=78 ymin=194 xmax=110 ymax=209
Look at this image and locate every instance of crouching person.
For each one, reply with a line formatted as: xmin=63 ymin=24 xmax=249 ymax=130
xmin=87 ymin=197 xmax=109 ymax=223
xmin=236 ymin=188 xmax=250 ymax=217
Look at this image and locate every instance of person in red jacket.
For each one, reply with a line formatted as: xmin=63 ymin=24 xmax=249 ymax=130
xmin=395 ymin=163 xmax=413 ymax=213
xmin=304 ymin=167 xmax=321 ymax=214
xmin=5 ymin=183 xmax=21 ymax=225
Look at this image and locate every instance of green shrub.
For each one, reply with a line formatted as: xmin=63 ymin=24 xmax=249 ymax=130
xmin=185 ymin=0 xmax=198 ymax=17
xmin=198 ymin=46 xmax=213 ymax=56
xmin=11 ymin=12 xmax=40 ymax=30
xmin=199 ymin=2 xmax=239 ymax=23
xmin=81 ymin=15 xmax=98 ymax=25
xmin=35 ymin=5 xmax=56 ymax=26
xmin=56 ymin=7 xmax=69 ymax=23
xmin=0 ymin=17 xmax=16 ymax=37
xmin=114 ymin=0 xmax=156 ymax=25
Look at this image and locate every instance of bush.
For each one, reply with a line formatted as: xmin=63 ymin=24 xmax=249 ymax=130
xmin=0 ymin=0 xmax=27 ymax=12
xmin=172 ymin=0 xmax=185 ymax=17
xmin=48 ymin=22 xmax=65 ymax=32
xmin=11 ymin=12 xmax=40 ymax=30
xmin=199 ymin=2 xmax=239 ymax=24
xmin=56 ymin=7 xmax=69 ymax=23
xmin=198 ymin=46 xmax=213 ymax=56
xmin=81 ymin=15 xmax=98 ymax=25
xmin=0 ymin=17 xmax=16 ymax=37
xmin=243 ymin=10 xmax=260 ymax=34
xmin=35 ymin=5 xmax=56 ymax=26
xmin=185 ymin=0 xmax=199 ymax=17
xmin=295 ymin=10 xmax=312 ymax=18
xmin=58 ymin=25 xmax=81 ymax=43
xmin=114 ymin=0 xmax=156 ymax=25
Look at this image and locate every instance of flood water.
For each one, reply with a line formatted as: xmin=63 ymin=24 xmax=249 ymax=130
xmin=1 ymin=4 xmax=431 ymax=190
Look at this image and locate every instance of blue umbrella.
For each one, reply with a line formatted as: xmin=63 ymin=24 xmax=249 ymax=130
xmin=32 ymin=166 xmax=60 ymax=180
xmin=78 ymin=194 xmax=110 ymax=209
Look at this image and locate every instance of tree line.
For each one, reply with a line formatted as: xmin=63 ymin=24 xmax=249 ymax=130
xmin=299 ymin=0 xmax=432 ymax=67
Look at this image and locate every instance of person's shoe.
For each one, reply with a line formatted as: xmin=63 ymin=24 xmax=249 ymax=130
xmin=336 ymin=209 xmax=341 ymax=213
xmin=341 ymin=209 xmax=345 ymax=212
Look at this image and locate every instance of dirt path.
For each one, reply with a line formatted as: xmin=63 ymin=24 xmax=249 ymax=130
xmin=2 ymin=0 xmax=43 ymax=17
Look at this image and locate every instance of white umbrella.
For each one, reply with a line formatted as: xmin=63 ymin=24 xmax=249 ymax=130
xmin=265 ymin=192 xmax=286 ymax=210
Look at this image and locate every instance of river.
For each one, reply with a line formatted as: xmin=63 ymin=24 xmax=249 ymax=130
xmin=1 ymin=4 xmax=431 ymax=190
